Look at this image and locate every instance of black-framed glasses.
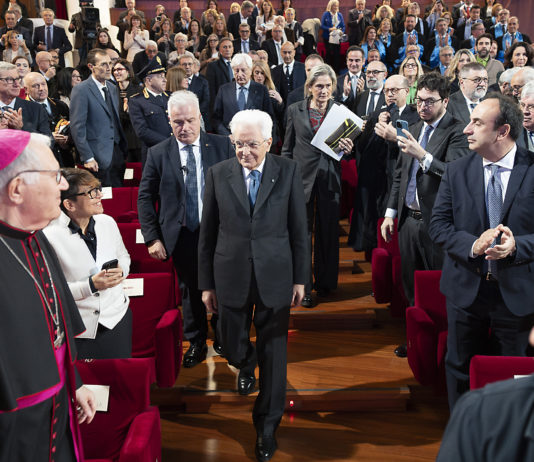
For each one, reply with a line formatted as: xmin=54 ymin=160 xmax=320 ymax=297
xmin=463 ymin=77 xmax=489 ymax=84
xmin=69 ymin=185 xmax=103 ymax=199
xmin=384 ymin=87 xmax=407 ymax=95
xmin=16 ymin=169 xmax=63 ymax=184
xmin=415 ymin=97 xmax=442 ymax=107
xmin=0 ymin=76 xmax=22 ymax=85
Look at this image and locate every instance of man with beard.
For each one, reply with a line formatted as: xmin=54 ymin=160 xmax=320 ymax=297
xmin=447 ymin=62 xmax=489 ymax=126
xmin=475 ymin=33 xmax=504 ymax=87
xmin=350 ymin=59 xmax=386 ymax=118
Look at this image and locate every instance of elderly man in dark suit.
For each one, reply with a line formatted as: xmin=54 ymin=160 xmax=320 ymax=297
xmin=212 ymin=53 xmax=274 ymax=136
xmin=70 ymin=49 xmax=127 ymax=187
xmin=138 ymin=91 xmax=232 ymax=368
xmin=179 ymin=54 xmax=211 ymax=131
xmin=517 ymin=83 xmax=534 ymax=152
xmin=0 ymin=62 xmax=52 ymax=138
xmin=447 ymin=62 xmax=488 ymax=127
xmin=350 ymin=60 xmax=387 ymax=118
xmin=205 ymin=37 xmax=234 ymax=111
xmin=347 ymin=0 xmax=372 ymax=46
xmin=131 ymin=41 xmax=167 ymax=76
xmin=129 ymin=57 xmax=172 ymax=165
xmin=429 ymin=93 xmax=534 ymax=409
xmin=33 ymin=8 xmax=72 ymax=68
xmin=271 ymin=42 xmax=305 ymax=103
xmin=226 ymin=0 xmax=256 ymax=41
xmin=381 ymin=72 xmax=470 ymax=356
xmin=261 ymin=24 xmax=285 ymax=68
xmin=199 ymin=109 xmax=308 ymax=462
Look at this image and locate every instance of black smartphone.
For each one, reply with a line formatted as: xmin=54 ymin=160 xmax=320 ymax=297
xmin=101 ymin=259 xmax=118 ymax=270
xmin=396 ymin=119 xmax=409 ymax=138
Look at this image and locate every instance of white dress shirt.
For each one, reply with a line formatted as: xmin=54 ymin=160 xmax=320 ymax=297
xmin=242 ymin=157 xmax=266 ymax=194
xmin=177 ymin=136 xmax=204 ymax=223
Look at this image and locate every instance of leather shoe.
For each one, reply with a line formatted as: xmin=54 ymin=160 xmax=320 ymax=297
xmin=237 ymin=371 xmax=256 ymax=395
xmin=301 ymin=295 xmax=313 ymax=308
xmin=394 ymin=344 xmax=407 ymax=358
xmin=183 ymin=343 xmax=207 ymax=368
xmin=213 ymin=339 xmax=223 ymax=355
xmin=255 ymin=435 xmax=277 ymax=461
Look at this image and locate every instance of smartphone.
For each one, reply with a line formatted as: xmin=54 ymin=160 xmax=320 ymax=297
xmin=17 ymin=34 xmax=23 ymax=41
xmin=101 ymin=259 xmax=118 ymax=270
xmin=396 ymin=119 xmax=409 ymax=138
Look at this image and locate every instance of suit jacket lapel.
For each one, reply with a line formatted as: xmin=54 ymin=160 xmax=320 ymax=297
xmin=87 ymin=79 xmax=111 ymax=117
xmin=425 ymin=113 xmax=451 ymax=157
xmin=470 ymin=155 xmax=487 ymax=229
xmin=199 ymin=132 xmax=214 ymax=175
xmin=297 ymin=98 xmax=314 ymax=138
xmin=227 ymin=157 xmax=250 ymax=214
xmin=501 ymin=148 xmax=530 ymax=220
xmin=246 ymin=83 xmax=256 ymax=109
xmin=168 ymin=138 xmax=185 ymax=191
xmin=253 ymin=154 xmax=279 ymax=214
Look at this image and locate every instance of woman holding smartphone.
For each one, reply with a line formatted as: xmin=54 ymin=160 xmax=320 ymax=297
xmin=44 ymin=168 xmax=132 ymax=359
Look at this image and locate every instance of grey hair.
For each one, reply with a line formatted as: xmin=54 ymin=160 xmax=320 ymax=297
xmin=174 ymin=33 xmax=188 ymax=42
xmin=231 ymin=53 xmax=252 ymax=69
xmin=167 ymin=90 xmax=200 ymax=115
xmin=229 ymin=109 xmax=272 ymax=140
xmin=459 ymin=62 xmax=486 ymax=79
xmin=517 ymin=67 xmax=534 ymax=85
xmin=439 ymin=45 xmax=454 ymax=55
xmin=146 ymin=40 xmax=158 ymax=49
xmin=0 ymin=133 xmax=51 ymax=191
xmin=304 ymin=63 xmax=336 ymax=98
xmin=522 ymin=81 xmax=534 ymax=100
xmin=499 ymin=67 xmax=520 ymax=84
xmin=8 ymin=4 xmax=21 ymax=13
xmin=40 ymin=7 xmax=55 ymax=17
xmin=0 ymin=62 xmax=16 ymax=73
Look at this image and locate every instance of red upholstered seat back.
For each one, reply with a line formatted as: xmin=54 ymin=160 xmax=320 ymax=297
xmin=124 ymin=163 xmax=143 ymax=187
xmin=470 ymin=356 xmax=534 ymax=390
xmin=413 ymin=270 xmax=447 ymax=330
xmin=128 ymin=272 xmax=176 ymax=358
xmin=101 ymin=187 xmax=134 ymax=219
xmin=76 ymin=358 xmax=154 ymax=461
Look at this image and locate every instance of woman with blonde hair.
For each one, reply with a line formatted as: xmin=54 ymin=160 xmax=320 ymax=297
xmin=445 ymin=48 xmax=475 ymax=93
xmin=201 ymin=7 xmax=219 ymax=35
xmin=399 ymin=55 xmax=423 ymax=104
xmin=201 ymin=0 xmax=224 ymax=33
xmin=229 ymin=2 xmax=240 ymax=15
xmin=252 ymin=60 xmax=283 ymax=111
xmin=320 ymin=0 xmax=345 ymax=71
xmin=377 ymin=17 xmax=394 ymax=50
xmin=373 ymin=4 xmax=396 ymax=32
xmin=3 ymin=30 xmax=31 ymax=64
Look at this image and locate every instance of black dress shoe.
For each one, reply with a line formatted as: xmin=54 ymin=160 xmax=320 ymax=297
xmin=255 ymin=435 xmax=277 ymax=461
xmin=237 ymin=371 xmax=256 ymax=395
xmin=316 ymin=287 xmax=331 ymax=298
xmin=301 ymin=295 xmax=313 ymax=308
xmin=213 ymin=339 xmax=223 ymax=355
xmin=394 ymin=344 xmax=407 ymax=358
xmin=183 ymin=343 xmax=207 ymax=368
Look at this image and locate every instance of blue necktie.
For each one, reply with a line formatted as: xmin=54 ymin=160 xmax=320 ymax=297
xmin=238 ymin=86 xmax=246 ymax=111
xmin=405 ymin=125 xmax=434 ymax=208
xmin=486 ymin=164 xmax=502 ymax=276
xmin=184 ymin=145 xmax=199 ymax=231
xmin=242 ymin=40 xmax=249 ymax=52
xmin=248 ymin=170 xmax=261 ymax=209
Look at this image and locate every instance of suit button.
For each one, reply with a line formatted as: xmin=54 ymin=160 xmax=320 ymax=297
xmin=94 ymin=310 xmax=100 ymax=315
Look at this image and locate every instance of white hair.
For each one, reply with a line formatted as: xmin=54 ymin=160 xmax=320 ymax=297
xmin=231 ymin=53 xmax=252 ymax=69
xmin=521 ymin=81 xmax=534 ymax=101
xmin=146 ymin=40 xmax=158 ymax=49
xmin=499 ymin=67 xmax=520 ymax=84
xmin=0 ymin=133 xmax=51 ymax=191
xmin=174 ymin=33 xmax=188 ymax=42
xmin=0 ymin=62 xmax=16 ymax=73
xmin=167 ymin=90 xmax=200 ymax=115
xmin=229 ymin=110 xmax=272 ymax=140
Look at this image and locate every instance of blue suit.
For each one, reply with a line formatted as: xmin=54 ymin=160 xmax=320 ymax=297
xmin=70 ymin=78 xmax=127 ymax=186
xmin=429 ymin=146 xmax=534 ymax=407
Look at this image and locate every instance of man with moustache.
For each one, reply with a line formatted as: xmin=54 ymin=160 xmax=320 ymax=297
xmin=429 ymin=93 xmax=534 ymax=408
xmin=350 ymin=59 xmax=387 ymax=118
xmin=381 ymin=73 xmax=470 ymax=356
xmin=447 ymin=62 xmax=489 ymax=126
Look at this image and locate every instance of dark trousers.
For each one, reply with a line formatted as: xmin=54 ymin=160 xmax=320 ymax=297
xmin=217 ymin=274 xmax=290 ymax=437
xmin=445 ymin=280 xmax=534 ymax=409
xmin=95 ymin=144 xmax=126 ymax=187
xmin=75 ymin=308 xmax=132 ymax=359
xmin=173 ymin=227 xmax=217 ymax=346
xmin=325 ymin=42 xmax=341 ymax=72
xmin=398 ymin=212 xmax=443 ymax=305
xmin=0 ymin=384 xmax=74 ymax=462
xmin=306 ymin=178 xmax=340 ymax=294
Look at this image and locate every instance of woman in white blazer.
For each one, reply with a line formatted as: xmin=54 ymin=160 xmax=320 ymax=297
xmin=44 ymin=169 xmax=132 ymax=359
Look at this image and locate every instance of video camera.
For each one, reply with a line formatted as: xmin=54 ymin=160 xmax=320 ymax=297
xmin=79 ymin=0 xmax=100 ymax=40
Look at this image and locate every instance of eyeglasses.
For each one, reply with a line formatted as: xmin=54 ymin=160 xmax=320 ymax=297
xmin=404 ymin=63 xmax=418 ymax=69
xmin=520 ymin=102 xmax=534 ymax=113
xmin=384 ymin=87 xmax=407 ymax=95
xmin=463 ymin=77 xmax=488 ymax=84
xmin=366 ymin=70 xmax=386 ymax=76
xmin=72 ymin=73 xmax=82 ymax=80
xmin=0 ymin=76 xmax=22 ymax=85
xmin=231 ymin=139 xmax=267 ymax=150
xmin=415 ymin=97 xmax=442 ymax=107
xmin=113 ymin=67 xmax=127 ymax=73
xmin=16 ymin=169 xmax=63 ymax=184
xmin=96 ymin=62 xmax=112 ymax=69
xmin=512 ymin=85 xmax=523 ymax=93
xmin=69 ymin=185 xmax=103 ymax=199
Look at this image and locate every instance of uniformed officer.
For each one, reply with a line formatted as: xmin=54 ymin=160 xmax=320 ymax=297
xmin=129 ymin=56 xmax=173 ymax=165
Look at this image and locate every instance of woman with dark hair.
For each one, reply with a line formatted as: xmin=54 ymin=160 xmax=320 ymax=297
xmin=504 ymin=41 xmax=534 ymax=69
xmin=199 ymin=33 xmax=219 ymax=71
xmin=187 ymin=18 xmax=206 ymax=57
xmin=252 ymin=59 xmax=283 ymax=141
xmin=200 ymin=0 xmax=224 ymax=32
xmin=213 ymin=16 xmax=232 ymax=40
xmin=54 ymin=67 xmax=83 ymax=106
xmin=256 ymin=0 xmax=276 ymax=44
xmin=277 ymin=0 xmax=292 ymax=16
xmin=155 ymin=17 xmax=176 ymax=58
xmin=360 ymin=25 xmax=386 ymax=62
xmin=112 ymin=59 xmax=142 ymax=161
xmin=12 ymin=55 xmax=30 ymax=99
xmin=95 ymin=28 xmax=120 ymax=53
xmin=124 ymin=14 xmax=149 ymax=62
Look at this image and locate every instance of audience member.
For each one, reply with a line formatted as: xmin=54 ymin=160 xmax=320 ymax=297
xmin=233 ymin=22 xmax=259 ymax=54
xmin=131 ymin=40 xmax=167 ymax=75
xmin=475 ymin=33 xmax=504 ymax=86
xmin=124 ymin=15 xmax=149 ymax=62
xmin=352 ymin=59 xmax=387 ymax=117
xmin=434 ymin=45 xmax=454 ymax=75
xmin=3 ymin=30 xmax=31 ymax=65
xmin=503 ymin=41 xmax=534 ymax=69
xmin=226 ymin=1 xmax=256 ymax=41
xmin=180 ymin=54 xmax=211 ymax=130
xmin=509 ymin=67 xmax=534 ymax=102
xmin=271 ymin=41 xmax=305 ymax=102
xmin=517 ymin=82 xmax=534 ymax=151
xmin=205 ymin=36 xmax=234 ymax=109
xmin=320 ymin=0 xmax=345 ymax=71
xmin=32 ymin=8 xmax=72 ymax=68
xmin=255 ymin=0 xmax=276 ymax=44
xmin=398 ymin=55 xmax=423 ymax=104
xmin=0 ymin=9 xmax=32 ymax=53
xmin=445 ymin=48 xmax=475 ymax=93
xmin=348 ymin=0 xmax=372 ymax=46
xmin=167 ymin=33 xmax=195 ymax=67
xmin=336 ymin=45 xmax=365 ymax=105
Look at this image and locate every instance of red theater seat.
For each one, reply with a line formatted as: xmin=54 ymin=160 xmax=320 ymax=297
xmin=123 ymin=163 xmax=143 ymax=187
xmin=371 ymin=218 xmax=408 ymax=317
xmin=101 ymin=187 xmax=134 ymax=221
xmin=128 ymin=272 xmax=183 ymax=388
xmin=76 ymin=358 xmax=161 ymax=462
xmin=406 ymin=270 xmax=447 ymax=388
xmin=470 ymin=355 xmax=534 ymax=390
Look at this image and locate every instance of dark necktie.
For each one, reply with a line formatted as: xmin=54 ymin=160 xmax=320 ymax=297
xmin=184 ymin=144 xmax=199 ymax=231
xmin=406 ymin=125 xmax=434 ymax=208
xmin=529 ymin=131 xmax=534 ymax=150
xmin=41 ymin=102 xmax=51 ymax=117
xmin=470 ymin=103 xmax=477 ymax=112
xmin=237 ymin=86 xmax=246 ymax=111
xmin=486 ymin=164 xmax=502 ymax=277
xmin=102 ymin=86 xmax=120 ymax=142
xmin=242 ymin=40 xmax=249 ymax=53
xmin=46 ymin=26 xmax=52 ymax=49
xmin=367 ymin=92 xmax=377 ymax=116
xmin=285 ymin=65 xmax=292 ymax=92
xmin=226 ymin=60 xmax=233 ymax=80
xmin=248 ymin=170 xmax=260 ymax=209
